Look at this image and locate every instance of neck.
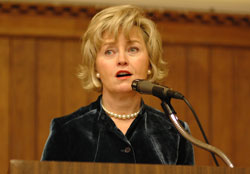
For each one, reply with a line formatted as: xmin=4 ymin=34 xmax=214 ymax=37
xmin=101 ymin=91 xmax=142 ymax=116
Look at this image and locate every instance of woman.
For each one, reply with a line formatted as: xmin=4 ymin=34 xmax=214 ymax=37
xmin=41 ymin=5 xmax=194 ymax=165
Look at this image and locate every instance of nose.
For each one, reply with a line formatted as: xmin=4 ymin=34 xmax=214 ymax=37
xmin=117 ymin=51 xmax=128 ymax=66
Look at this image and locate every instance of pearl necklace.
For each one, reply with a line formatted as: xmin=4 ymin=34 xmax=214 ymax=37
xmin=101 ymin=103 xmax=141 ymax=120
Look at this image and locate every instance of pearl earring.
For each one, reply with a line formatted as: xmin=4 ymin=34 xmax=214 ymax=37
xmin=147 ymin=69 xmax=152 ymax=75
xmin=96 ymin=73 xmax=100 ymax=78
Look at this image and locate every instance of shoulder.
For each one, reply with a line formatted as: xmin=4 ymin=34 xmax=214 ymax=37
xmin=143 ymin=104 xmax=172 ymax=123
xmin=144 ymin=104 xmax=165 ymax=118
xmin=143 ymin=103 xmax=190 ymax=132
xmin=50 ymin=96 xmax=101 ymax=130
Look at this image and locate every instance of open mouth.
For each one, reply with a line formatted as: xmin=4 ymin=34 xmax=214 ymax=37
xmin=116 ymin=71 xmax=132 ymax=78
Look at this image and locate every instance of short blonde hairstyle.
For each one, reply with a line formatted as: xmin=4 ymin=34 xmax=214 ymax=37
xmin=78 ymin=5 xmax=167 ymax=91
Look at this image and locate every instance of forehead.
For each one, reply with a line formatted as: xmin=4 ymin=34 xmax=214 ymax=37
xmin=102 ymin=26 xmax=144 ymax=43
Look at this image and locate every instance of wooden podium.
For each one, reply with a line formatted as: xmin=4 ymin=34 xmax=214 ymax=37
xmin=9 ymin=160 xmax=250 ymax=174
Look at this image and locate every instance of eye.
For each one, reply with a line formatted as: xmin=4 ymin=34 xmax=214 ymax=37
xmin=128 ymin=47 xmax=139 ymax=53
xmin=104 ymin=49 xmax=115 ymax=56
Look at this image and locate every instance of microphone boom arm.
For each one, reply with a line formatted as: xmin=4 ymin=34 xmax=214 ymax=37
xmin=161 ymin=101 xmax=234 ymax=168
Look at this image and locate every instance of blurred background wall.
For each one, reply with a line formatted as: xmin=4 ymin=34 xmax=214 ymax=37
xmin=0 ymin=1 xmax=250 ymax=174
xmin=2 ymin=0 xmax=250 ymax=13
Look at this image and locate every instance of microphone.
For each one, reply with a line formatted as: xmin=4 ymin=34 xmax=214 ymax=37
xmin=131 ymin=79 xmax=184 ymax=100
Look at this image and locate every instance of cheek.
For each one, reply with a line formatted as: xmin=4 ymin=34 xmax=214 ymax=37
xmin=96 ymin=59 xmax=113 ymax=77
xmin=141 ymin=56 xmax=150 ymax=70
xmin=136 ymin=59 xmax=150 ymax=75
xmin=95 ymin=63 xmax=102 ymax=73
xmin=96 ymin=59 xmax=105 ymax=73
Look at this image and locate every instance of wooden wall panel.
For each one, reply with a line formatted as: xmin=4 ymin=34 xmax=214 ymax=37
xmin=234 ymin=48 xmax=250 ymax=167
xmin=61 ymin=40 xmax=86 ymax=114
xmin=186 ymin=46 xmax=212 ymax=165
xmin=0 ymin=37 xmax=10 ymax=174
xmin=36 ymin=39 xmax=63 ymax=158
xmin=9 ymin=38 xmax=36 ymax=160
xmin=162 ymin=45 xmax=188 ymax=120
xmin=158 ymin=22 xmax=250 ymax=47
xmin=210 ymin=47 xmax=235 ymax=166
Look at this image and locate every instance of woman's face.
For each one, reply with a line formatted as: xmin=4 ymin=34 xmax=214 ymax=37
xmin=96 ymin=27 xmax=150 ymax=95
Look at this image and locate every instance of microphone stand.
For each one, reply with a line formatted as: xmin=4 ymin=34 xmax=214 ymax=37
xmin=161 ymin=100 xmax=234 ymax=168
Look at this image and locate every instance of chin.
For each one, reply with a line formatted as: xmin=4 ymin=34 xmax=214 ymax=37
xmin=116 ymin=88 xmax=132 ymax=93
xmin=114 ymin=85 xmax=133 ymax=93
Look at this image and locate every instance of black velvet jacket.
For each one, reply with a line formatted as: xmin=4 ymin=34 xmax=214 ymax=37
xmin=41 ymin=96 xmax=194 ymax=165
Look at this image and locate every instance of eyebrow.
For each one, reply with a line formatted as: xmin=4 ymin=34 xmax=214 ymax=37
xmin=128 ymin=39 xmax=141 ymax=44
xmin=102 ymin=41 xmax=115 ymax=46
xmin=102 ymin=39 xmax=141 ymax=46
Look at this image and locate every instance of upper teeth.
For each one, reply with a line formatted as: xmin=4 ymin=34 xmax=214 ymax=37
xmin=119 ymin=72 xmax=129 ymax=75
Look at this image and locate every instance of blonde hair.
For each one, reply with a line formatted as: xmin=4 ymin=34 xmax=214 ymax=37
xmin=78 ymin=5 xmax=167 ymax=91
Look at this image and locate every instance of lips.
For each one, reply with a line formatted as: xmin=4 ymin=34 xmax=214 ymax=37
xmin=116 ymin=70 xmax=132 ymax=78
